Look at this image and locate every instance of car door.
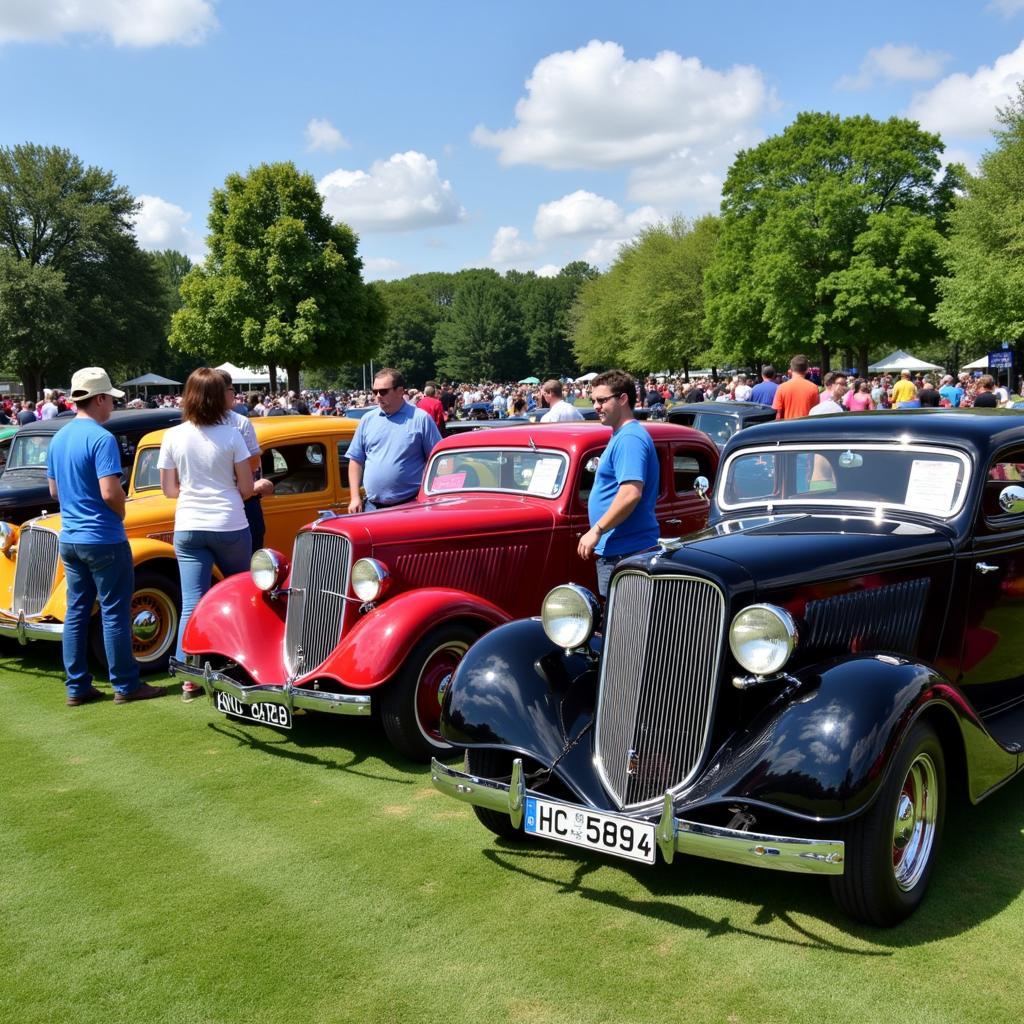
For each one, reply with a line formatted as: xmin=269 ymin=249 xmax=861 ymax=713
xmin=659 ymin=441 xmax=715 ymax=538
xmin=260 ymin=439 xmax=335 ymax=549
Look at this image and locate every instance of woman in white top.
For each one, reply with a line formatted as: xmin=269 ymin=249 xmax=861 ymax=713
xmin=158 ymin=368 xmax=254 ymax=674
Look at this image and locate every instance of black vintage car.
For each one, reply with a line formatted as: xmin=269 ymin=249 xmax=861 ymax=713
xmin=432 ymin=409 xmax=1024 ymax=925
xmin=666 ymin=399 xmax=776 ymax=449
xmin=0 ymin=409 xmax=181 ymax=524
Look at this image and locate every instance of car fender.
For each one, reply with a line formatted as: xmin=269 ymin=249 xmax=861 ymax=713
xmin=321 ymin=588 xmax=512 ymax=689
xmin=129 ymin=537 xmax=224 ymax=582
xmin=695 ymin=655 xmax=1015 ymax=821
xmin=181 ymin=573 xmax=289 ymax=685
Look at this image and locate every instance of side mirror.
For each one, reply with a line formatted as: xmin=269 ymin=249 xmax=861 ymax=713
xmin=998 ymin=484 xmax=1024 ymax=515
xmin=694 ymin=475 xmax=710 ymax=500
xmin=585 ymin=456 xmax=600 ymax=474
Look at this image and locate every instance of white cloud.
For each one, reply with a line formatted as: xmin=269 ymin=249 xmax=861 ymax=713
xmin=908 ymin=40 xmax=1024 ymax=138
xmin=534 ymin=191 xmax=622 ymax=240
xmin=0 ymin=0 xmax=216 ymax=46
xmin=536 ymin=264 xmax=561 ymax=278
xmin=838 ymin=43 xmax=950 ymax=90
xmin=363 ymin=257 xmax=402 ymax=281
xmin=133 ymin=195 xmax=204 ymax=260
xmin=472 ymin=39 xmax=771 ymax=171
xmin=305 ymin=118 xmax=349 ymax=153
xmin=489 ymin=226 xmax=536 ymax=264
xmin=988 ymin=0 xmax=1024 ymax=16
xmin=318 ymin=151 xmax=467 ymax=233
xmin=582 ymin=236 xmax=630 ymax=267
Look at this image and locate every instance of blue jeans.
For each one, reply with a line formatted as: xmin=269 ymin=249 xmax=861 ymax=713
xmin=60 ymin=540 xmax=140 ymax=698
xmin=596 ymin=547 xmax=658 ymax=599
xmin=173 ymin=528 xmax=252 ymax=660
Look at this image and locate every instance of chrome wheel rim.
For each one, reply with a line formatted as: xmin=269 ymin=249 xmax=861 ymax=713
xmin=130 ymin=588 xmax=178 ymax=664
xmin=892 ymin=751 xmax=938 ymax=892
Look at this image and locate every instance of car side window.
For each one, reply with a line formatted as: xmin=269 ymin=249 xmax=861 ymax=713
xmin=981 ymin=450 xmax=1024 ymax=526
xmin=338 ymin=440 xmax=351 ymax=477
xmin=672 ymin=446 xmax=707 ymax=495
xmin=261 ymin=443 xmax=328 ymax=495
xmin=577 ymin=449 xmax=603 ymax=505
xmin=132 ymin=448 xmax=161 ymax=492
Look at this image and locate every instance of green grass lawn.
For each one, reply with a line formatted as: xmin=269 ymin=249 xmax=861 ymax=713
xmin=2 ymin=644 xmax=1023 ymax=1024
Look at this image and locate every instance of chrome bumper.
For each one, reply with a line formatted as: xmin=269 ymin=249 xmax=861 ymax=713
xmin=168 ymin=657 xmax=372 ymax=717
xmin=431 ymin=757 xmax=845 ymax=877
xmin=0 ymin=611 xmax=64 ymax=644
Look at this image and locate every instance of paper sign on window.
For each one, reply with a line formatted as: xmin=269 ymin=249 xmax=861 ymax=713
xmin=904 ymin=460 xmax=960 ymax=513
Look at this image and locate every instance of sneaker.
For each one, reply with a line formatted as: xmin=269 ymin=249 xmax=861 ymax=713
xmin=113 ymin=683 xmax=167 ymax=704
xmin=67 ymin=686 xmax=106 ymax=707
xmin=181 ymin=683 xmax=205 ymax=701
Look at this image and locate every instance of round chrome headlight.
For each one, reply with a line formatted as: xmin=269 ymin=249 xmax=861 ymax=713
xmin=541 ymin=584 xmax=600 ymax=651
xmin=729 ymin=604 xmax=798 ymax=676
xmin=351 ymin=558 xmax=390 ymax=602
xmin=250 ymin=548 xmax=286 ymax=592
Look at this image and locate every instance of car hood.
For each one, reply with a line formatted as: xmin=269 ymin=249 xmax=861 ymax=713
xmin=659 ymin=512 xmax=954 ymax=590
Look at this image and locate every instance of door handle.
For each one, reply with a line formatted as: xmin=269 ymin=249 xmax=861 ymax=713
xmin=665 ymin=518 xmax=682 ymax=525
xmin=976 ymin=562 xmax=1000 ymax=574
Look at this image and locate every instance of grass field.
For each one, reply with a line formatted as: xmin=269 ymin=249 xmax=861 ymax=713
xmin=2 ymin=644 xmax=1023 ymax=1024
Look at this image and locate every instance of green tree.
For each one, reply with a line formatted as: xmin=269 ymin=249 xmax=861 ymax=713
xmin=0 ymin=143 xmax=166 ymax=396
xmin=933 ymin=85 xmax=1024 ymax=359
xmin=434 ymin=270 xmax=524 ymax=380
xmin=170 ymin=162 xmax=384 ymax=393
xmin=374 ymin=279 xmax=442 ymax=386
xmin=704 ymin=112 xmax=961 ymax=372
xmin=571 ymin=218 xmax=719 ymax=374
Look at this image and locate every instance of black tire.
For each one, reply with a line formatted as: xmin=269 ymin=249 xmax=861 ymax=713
xmin=380 ymin=622 xmax=479 ymax=762
xmin=90 ymin=569 xmax=181 ymax=676
xmin=830 ymin=720 xmax=946 ymax=926
xmin=466 ymin=747 xmax=525 ymax=840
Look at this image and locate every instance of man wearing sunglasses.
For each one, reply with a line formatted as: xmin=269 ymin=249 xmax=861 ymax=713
xmin=577 ymin=369 xmax=659 ymax=598
xmin=347 ymin=368 xmax=442 ymax=513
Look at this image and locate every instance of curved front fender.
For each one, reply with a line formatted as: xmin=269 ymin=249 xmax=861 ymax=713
xmin=181 ymin=573 xmax=288 ymax=685
xmin=321 ymin=588 xmax=512 ymax=689
xmin=688 ymin=655 xmax=1011 ymax=821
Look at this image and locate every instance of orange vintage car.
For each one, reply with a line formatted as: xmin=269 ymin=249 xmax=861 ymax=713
xmin=0 ymin=415 xmax=357 ymax=672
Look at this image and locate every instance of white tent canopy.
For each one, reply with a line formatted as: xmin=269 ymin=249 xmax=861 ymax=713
xmin=215 ymin=362 xmax=286 ymax=387
xmin=867 ymin=350 xmax=944 ymax=373
xmin=574 ymin=371 xmax=598 ymax=383
xmin=121 ymin=373 xmax=181 ymax=387
xmin=961 ymin=355 xmax=992 ymax=371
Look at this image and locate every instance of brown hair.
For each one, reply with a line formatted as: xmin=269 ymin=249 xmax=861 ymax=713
xmin=790 ymin=355 xmax=809 ymax=374
xmin=541 ymin=379 xmax=563 ymax=397
xmin=591 ymin=369 xmax=637 ymax=407
xmin=374 ymin=367 xmax=405 ymax=389
xmin=181 ymin=367 xmax=229 ymax=426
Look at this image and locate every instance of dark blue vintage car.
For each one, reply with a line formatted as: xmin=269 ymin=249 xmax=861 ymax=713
xmin=432 ymin=409 xmax=1024 ymax=925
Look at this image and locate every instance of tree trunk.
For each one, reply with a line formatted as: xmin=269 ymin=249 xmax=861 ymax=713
xmin=266 ymin=360 xmax=278 ymax=394
xmin=20 ymin=366 xmax=41 ymax=402
xmin=856 ymin=344 xmax=870 ymax=377
xmin=818 ymin=342 xmax=831 ymax=374
xmin=286 ymin=365 xmax=301 ymax=395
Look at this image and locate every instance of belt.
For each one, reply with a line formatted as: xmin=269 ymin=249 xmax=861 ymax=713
xmin=369 ymin=494 xmax=416 ymax=509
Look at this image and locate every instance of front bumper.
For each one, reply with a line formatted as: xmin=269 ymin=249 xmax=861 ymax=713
xmin=0 ymin=611 xmax=64 ymax=644
xmin=431 ymin=757 xmax=845 ymax=876
xmin=168 ymin=657 xmax=372 ymax=717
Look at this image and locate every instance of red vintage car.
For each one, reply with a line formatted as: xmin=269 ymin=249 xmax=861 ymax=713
xmin=170 ymin=422 xmax=718 ymax=760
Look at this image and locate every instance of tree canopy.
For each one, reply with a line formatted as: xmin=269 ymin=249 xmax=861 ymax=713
xmin=170 ymin=161 xmax=384 ymax=393
xmin=933 ymin=85 xmax=1024 ymax=354
xmin=704 ymin=112 xmax=961 ymax=372
xmin=0 ymin=143 xmax=166 ymax=396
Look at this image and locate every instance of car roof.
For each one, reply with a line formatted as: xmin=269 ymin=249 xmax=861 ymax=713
xmin=435 ymin=420 xmax=715 ymax=452
xmin=134 ymin=413 xmax=358 ymax=450
xmin=725 ymin=408 xmax=1024 ymax=460
xmin=14 ymin=408 xmax=182 ymax=436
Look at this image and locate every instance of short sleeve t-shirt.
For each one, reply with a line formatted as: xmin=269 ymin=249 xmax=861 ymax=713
xmin=588 ymin=420 xmax=660 ymax=557
xmin=157 ymin=421 xmax=250 ymax=532
xmin=46 ymin=418 xmax=126 ymax=544
xmin=772 ymin=377 xmax=820 ymax=419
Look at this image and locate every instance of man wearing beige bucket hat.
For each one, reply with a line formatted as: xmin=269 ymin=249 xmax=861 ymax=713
xmin=46 ymin=367 xmax=166 ymax=706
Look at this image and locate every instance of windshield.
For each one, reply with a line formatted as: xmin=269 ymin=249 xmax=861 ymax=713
xmin=425 ymin=447 xmax=569 ymax=498
xmin=6 ymin=434 xmax=51 ymax=471
xmin=132 ymin=446 xmax=161 ymax=492
xmin=720 ymin=443 xmax=971 ymax=518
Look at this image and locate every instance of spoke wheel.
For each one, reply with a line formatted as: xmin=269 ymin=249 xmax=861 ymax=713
xmin=831 ymin=720 xmax=945 ymax=926
xmin=380 ymin=623 xmax=479 ymax=762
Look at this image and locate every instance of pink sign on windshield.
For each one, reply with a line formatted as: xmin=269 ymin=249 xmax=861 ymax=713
xmin=432 ymin=472 xmax=467 ymax=491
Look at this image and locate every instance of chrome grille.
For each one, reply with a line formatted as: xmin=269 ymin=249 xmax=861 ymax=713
xmin=284 ymin=531 xmax=351 ymax=676
xmin=12 ymin=526 xmax=61 ymax=617
xmin=595 ymin=572 xmax=725 ymax=810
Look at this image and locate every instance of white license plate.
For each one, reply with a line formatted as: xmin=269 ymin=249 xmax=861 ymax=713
xmin=524 ymin=797 xmax=656 ymax=864
xmin=214 ymin=690 xmax=292 ymax=729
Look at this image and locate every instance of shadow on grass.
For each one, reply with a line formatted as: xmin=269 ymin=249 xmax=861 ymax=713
xmin=480 ymin=780 xmax=1024 ymax=948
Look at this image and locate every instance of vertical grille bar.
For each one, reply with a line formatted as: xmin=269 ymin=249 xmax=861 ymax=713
xmin=11 ymin=527 xmax=60 ymax=617
xmin=595 ymin=572 xmax=725 ymax=810
xmin=283 ymin=531 xmax=351 ymax=676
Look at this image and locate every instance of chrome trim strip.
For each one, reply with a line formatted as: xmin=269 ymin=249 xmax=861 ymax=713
xmin=284 ymin=532 xmax=351 ymax=676
xmin=168 ymin=657 xmax=372 ymax=717
xmin=11 ymin=525 xmax=60 ymax=618
xmin=0 ymin=611 xmax=64 ymax=644
xmin=431 ymin=758 xmax=844 ymax=876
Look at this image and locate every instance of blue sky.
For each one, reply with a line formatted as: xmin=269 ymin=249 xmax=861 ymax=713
xmin=2 ymin=0 xmax=1022 ymax=280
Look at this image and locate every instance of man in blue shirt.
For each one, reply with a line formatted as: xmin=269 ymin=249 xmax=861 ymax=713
xmin=578 ymin=369 xmax=660 ymax=598
xmin=749 ymin=365 xmax=779 ymax=406
xmin=47 ymin=367 xmax=165 ymax=706
xmin=347 ymin=368 xmax=442 ymax=512
xmin=938 ymin=374 xmax=964 ymax=408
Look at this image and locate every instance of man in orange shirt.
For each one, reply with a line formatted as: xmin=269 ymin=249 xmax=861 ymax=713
xmin=773 ymin=354 xmax=820 ymax=419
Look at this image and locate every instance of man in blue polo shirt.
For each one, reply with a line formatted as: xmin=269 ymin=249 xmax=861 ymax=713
xmin=578 ymin=369 xmax=660 ymax=598
xmin=47 ymin=367 xmax=166 ymax=706
xmin=347 ymin=367 xmax=442 ymax=512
